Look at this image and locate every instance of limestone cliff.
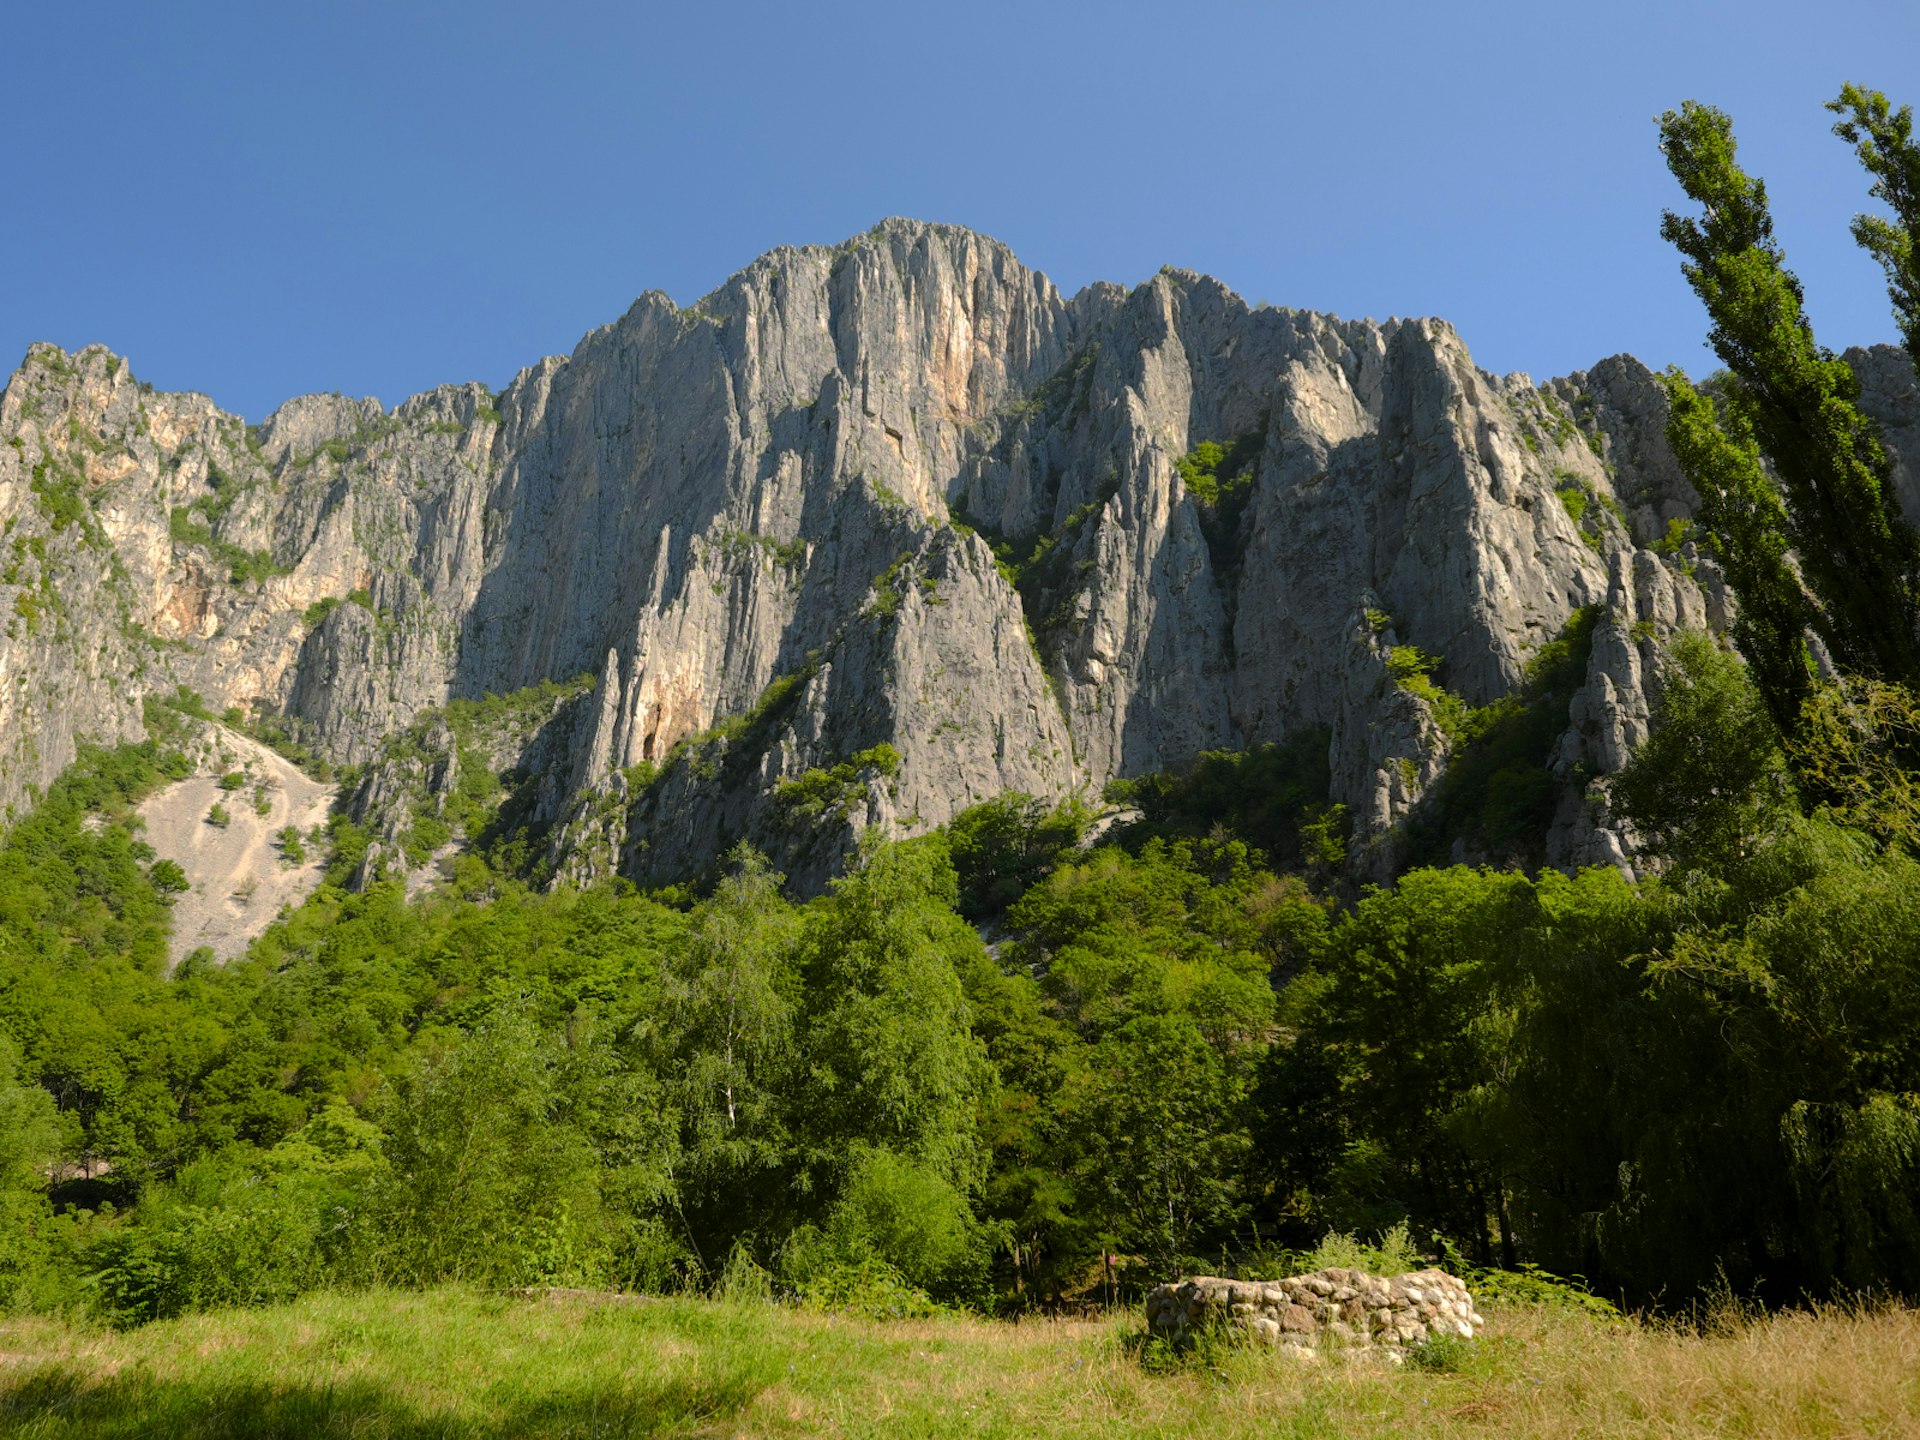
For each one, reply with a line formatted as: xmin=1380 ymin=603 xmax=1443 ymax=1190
xmin=2 ymin=219 xmax=1913 ymax=890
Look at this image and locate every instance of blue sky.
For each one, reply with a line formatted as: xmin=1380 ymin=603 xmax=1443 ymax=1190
xmin=6 ymin=0 xmax=1917 ymax=420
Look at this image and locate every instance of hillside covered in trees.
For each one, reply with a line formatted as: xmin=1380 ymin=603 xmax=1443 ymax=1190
xmin=3 ymin=622 xmax=1919 ymax=1323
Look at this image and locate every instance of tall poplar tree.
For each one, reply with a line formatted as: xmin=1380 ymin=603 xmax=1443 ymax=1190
xmin=1831 ymin=85 xmax=1920 ymax=369
xmin=1656 ymin=93 xmax=1920 ymax=731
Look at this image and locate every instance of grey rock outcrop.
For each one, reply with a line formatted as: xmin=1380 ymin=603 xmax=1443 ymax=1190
xmin=3 ymin=219 xmax=1910 ymax=890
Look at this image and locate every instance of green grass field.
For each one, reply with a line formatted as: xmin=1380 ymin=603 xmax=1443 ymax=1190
xmin=2 ymin=1288 xmax=1916 ymax=1438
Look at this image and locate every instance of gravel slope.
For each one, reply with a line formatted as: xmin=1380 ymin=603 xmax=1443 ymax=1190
xmin=137 ymin=727 xmax=336 ymax=967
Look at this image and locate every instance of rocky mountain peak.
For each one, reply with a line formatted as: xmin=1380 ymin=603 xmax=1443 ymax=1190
xmin=5 ymin=221 xmax=1917 ymax=910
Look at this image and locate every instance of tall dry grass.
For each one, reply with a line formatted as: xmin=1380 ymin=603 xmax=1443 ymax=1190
xmin=0 ymin=1287 xmax=1915 ymax=1438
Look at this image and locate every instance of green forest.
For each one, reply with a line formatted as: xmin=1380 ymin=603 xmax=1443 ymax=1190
xmin=4 ymin=87 xmax=1920 ymax=1331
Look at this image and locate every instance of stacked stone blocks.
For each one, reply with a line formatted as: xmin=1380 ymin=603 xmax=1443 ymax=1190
xmin=1144 ymin=1266 xmax=1484 ymax=1357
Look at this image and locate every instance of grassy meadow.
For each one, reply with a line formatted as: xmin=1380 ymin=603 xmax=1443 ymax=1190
xmin=1 ymin=1289 xmax=1916 ymax=1439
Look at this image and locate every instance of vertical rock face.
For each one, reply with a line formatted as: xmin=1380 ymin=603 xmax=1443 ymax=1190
xmin=2 ymin=218 xmax=1910 ymax=888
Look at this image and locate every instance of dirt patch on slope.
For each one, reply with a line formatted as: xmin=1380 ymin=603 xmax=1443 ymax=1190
xmin=138 ymin=726 xmax=336 ymax=968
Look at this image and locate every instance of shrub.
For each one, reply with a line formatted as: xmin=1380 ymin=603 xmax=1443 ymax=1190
xmin=945 ymin=793 xmax=1091 ymax=919
xmin=301 ymin=596 xmax=343 ymax=627
xmin=401 ymin=813 xmax=452 ymax=866
xmin=772 ymin=744 xmax=901 ymax=819
xmin=777 ymin=1229 xmax=945 ymax=1318
xmin=1304 ymin=1220 xmax=1421 ymax=1275
xmin=85 ymin=1150 xmax=354 ymax=1323
xmin=1103 ymin=729 xmax=1337 ymax=873
xmin=820 ymin=1147 xmax=985 ymax=1295
xmin=0 ymin=1037 xmax=66 ymax=1311
xmin=352 ymin=1009 xmax=613 ymax=1288
xmin=28 ymin=462 xmax=87 ymax=532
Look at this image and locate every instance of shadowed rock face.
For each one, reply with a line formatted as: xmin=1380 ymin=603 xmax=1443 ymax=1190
xmin=3 ymin=219 xmax=1914 ymax=888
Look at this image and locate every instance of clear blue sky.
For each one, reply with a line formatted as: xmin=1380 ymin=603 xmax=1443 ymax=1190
xmin=6 ymin=0 xmax=1917 ymax=420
